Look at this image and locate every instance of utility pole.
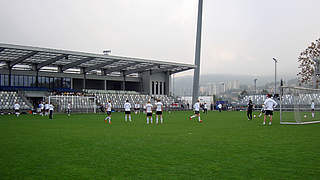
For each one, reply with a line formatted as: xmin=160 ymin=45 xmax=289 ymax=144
xmin=273 ymin=58 xmax=278 ymax=95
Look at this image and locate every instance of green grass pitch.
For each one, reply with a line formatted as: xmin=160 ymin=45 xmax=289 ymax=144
xmin=0 ymin=111 xmax=319 ymax=179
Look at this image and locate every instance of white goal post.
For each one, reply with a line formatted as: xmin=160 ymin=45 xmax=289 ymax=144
xmin=45 ymin=95 xmax=97 ymax=113
xmin=280 ymin=86 xmax=320 ymax=125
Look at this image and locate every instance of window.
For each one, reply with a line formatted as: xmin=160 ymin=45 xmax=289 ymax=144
xmin=19 ymin=76 xmax=24 ymax=86
xmin=4 ymin=75 xmax=8 ymax=86
xmin=28 ymin=76 xmax=33 ymax=86
xmin=156 ymin=81 xmax=159 ymax=95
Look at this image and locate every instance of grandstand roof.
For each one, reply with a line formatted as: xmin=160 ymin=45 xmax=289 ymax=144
xmin=0 ymin=43 xmax=195 ymax=76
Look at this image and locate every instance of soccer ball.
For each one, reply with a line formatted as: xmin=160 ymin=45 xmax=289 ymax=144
xmin=304 ymin=114 xmax=307 ymax=118
xmin=253 ymin=115 xmax=256 ymax=118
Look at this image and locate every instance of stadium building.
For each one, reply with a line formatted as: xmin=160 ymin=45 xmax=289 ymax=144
xmin=0 ymin=43 xmax=194 ymax=112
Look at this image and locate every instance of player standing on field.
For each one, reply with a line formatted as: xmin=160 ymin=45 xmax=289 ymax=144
xmin=104 ymin=100 xmax=112 ymax=124
xmin=14 ymin=102 xmax=20 ymax=117
xmin=67 ymin=102 xmax=71 ymax=117
xmin=311 ymin=100 xmax=315 ymax=118
xmin=49 ymin=103 xmax=54 ymax=119
xmin=203 ymin=102 xmax=208 ymax=114
xmin=189 ymin=100 xmax=202 ymax=123
xmin=263 ymin=94 xmax=278 ymax=125
xmin=247 ymin=99 xmax=253 ymax=120
xmin=145 ymin=101 xmax=153 ymax=124
xmin=44 ymin=102 xmax=49 ymax=116
xmin=39 ymin=101 xmax=44 ymax=116
xmin=155 ymin=99 xmax=163 ymax=124
xmin=134 ymin=103 xmax=140 ymax=114
xmin=124 ymin=100 xmax=132 ymax=122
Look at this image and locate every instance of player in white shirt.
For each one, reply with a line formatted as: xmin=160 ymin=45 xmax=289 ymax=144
xmin=124 ymin=100 xmax=132 ymax=122
xmin=263 ymin=94 xmax=278 ymax=125
xmin=145 ymin=101 xmax=153 ymax=124
xmin=218 ymin=103 xmax=222 ymax=112
xmin=39 ymin=101 xmax=44 ymax=116
xmin=67 ymin=102 xmax=71 ymax=117
xmin=49 ymin=103 xmax=54 ymax=119
xmin=311 ymin=100 xmax=315 ymax=118
xmin=203 ymin=103 xmax=208 ymax=114
xmin=134 ymin=103 xmax=140 ymax=114
xmin=14 ymin=102 xmax=20 ymax=117
xmin=189 ymin=100 xmax=202 ymax=123
xmin=155 ymin=99 xmax=163 ymax=124
xmin=44 ymin=102 xmax=49 ymax=116
xmin=104 ymin=100 xmax=112 ymax=124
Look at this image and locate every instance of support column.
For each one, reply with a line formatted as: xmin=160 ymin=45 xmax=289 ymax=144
xmin=7 ymin=62 xmax=12 ymax=86
xmin=165 ymin=71 xmax=170 ymax=95
xmin=81 ymin=68 xmax=86 ymax=90
xmin=161 ymin=82 xmax=164 ymax=95
xmin=104 ymin=80 xmax=107 ymax=90
xmin=70 ymin=78 xmax=73 ymax=89
xmin=122 ymin=72 xmax=126 ymax=91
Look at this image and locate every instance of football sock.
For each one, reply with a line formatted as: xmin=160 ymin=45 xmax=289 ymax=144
xmin=198 ymin=116 xmax=201 ymax=122
xmin=150 ymin=117 xmax=153 ymax=124
xmin=156 ymin=117 xmax=159 ymax=124
xmin=161 ymin=117 xmax=163 ymax=124
xmin=147 ymin=117 xmax=149 ymax=124
xmin=129 ymin=115 xmax=131 ymax=121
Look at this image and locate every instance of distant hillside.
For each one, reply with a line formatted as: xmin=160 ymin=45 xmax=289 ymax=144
xmin=173 ymin=73 xmax=297 ymax=95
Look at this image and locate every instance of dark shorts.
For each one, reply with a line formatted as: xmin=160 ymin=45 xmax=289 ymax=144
xmin=195 ymin=111 xmax=200 ymax=115
xmin=125 ymin=111 xmax=131 ymax=114
xmin=261 ymin=110 xmax=265 ymax=113
xmin=15 ymin=109 xmax=19 ymax=113
xmin=156 ymin=111 xmax=162 ymax=115
xmin=107 ymin=111 xmax=112 ymax=115
xmin=147 ymin=113 xmax=152 ymax=117
xmin=312 ymin=108 xmax=315 ymax=112
xmin=134 ymin=108 xmax=139 ymax=110
xmin=265 ymin=110 xmax=273 ymax=116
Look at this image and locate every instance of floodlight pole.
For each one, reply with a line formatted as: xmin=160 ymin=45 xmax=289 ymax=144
xmin=192 ymin=0 xmax=203 ymax=105
xmin=273 ymin=58 xmax=278 ymax=95
xmin=254 ymin=78 xmax=258 ymax=94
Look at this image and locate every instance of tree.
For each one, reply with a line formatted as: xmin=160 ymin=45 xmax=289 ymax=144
xmin=298 ymin=38 xmax=320 ymax=85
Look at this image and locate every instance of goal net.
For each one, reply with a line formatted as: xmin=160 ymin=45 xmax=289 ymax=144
xmin=45 ymin=95 xmax=97 ymax=113
xmin=280 ymin=86 xmax=320 ymax=124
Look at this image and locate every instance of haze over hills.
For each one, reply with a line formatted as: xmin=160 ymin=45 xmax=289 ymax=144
xmin=173 ymin=73 xmax=298 ymax=96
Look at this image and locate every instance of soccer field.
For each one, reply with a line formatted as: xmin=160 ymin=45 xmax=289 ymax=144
xmin=0 ymin=111 xmax=319 ymax=179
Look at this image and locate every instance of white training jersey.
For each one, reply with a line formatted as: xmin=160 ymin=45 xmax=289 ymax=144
xmin=135 ymin=103 xmax=140 ymax=108
xmin=155 ymin=102 xmax=163 ymax=112
xmin=194 ymin=102 xmax=200 ymax=111
xmin=39 ymin=103 xmax=44 ymax=109
xmin=146 ymin=103 xmax=153 ymax=113
xmin=311 ymin=102 xmax=315 ymax=109
xmin=106 ymin=102 xmax=112 ymax=112
xmin=264 ymin=98 xmax=278 ymax=111
xmin=67 ymin=103 xmax=71 ymax=109
xmin=49 ymin=104 xmax=54 ymax=111
xmin=45 ymin=104 xmax=49 ymax=110
xmin=218 ymin=104 xmax=222 ymax=109
xmin=204 ymin=104 xmax=208 ymax=109
xmin=14 ymin=103 xmax=20 ymax=110
xmin=124 ymin=102 xmax=131 ymax=111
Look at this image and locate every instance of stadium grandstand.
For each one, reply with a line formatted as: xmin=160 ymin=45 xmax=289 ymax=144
xmin=0 ymin=43 xmax=195 ymax=113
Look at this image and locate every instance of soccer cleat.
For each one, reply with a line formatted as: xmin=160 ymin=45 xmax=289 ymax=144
xmin=263 ymin=122 xmax=266 ymax=125
xmin=269 ymin=122 xmax=272 ymax=125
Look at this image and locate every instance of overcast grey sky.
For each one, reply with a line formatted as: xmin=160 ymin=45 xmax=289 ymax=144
xmin=0 ymin=0 xmax=319 ymax=78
